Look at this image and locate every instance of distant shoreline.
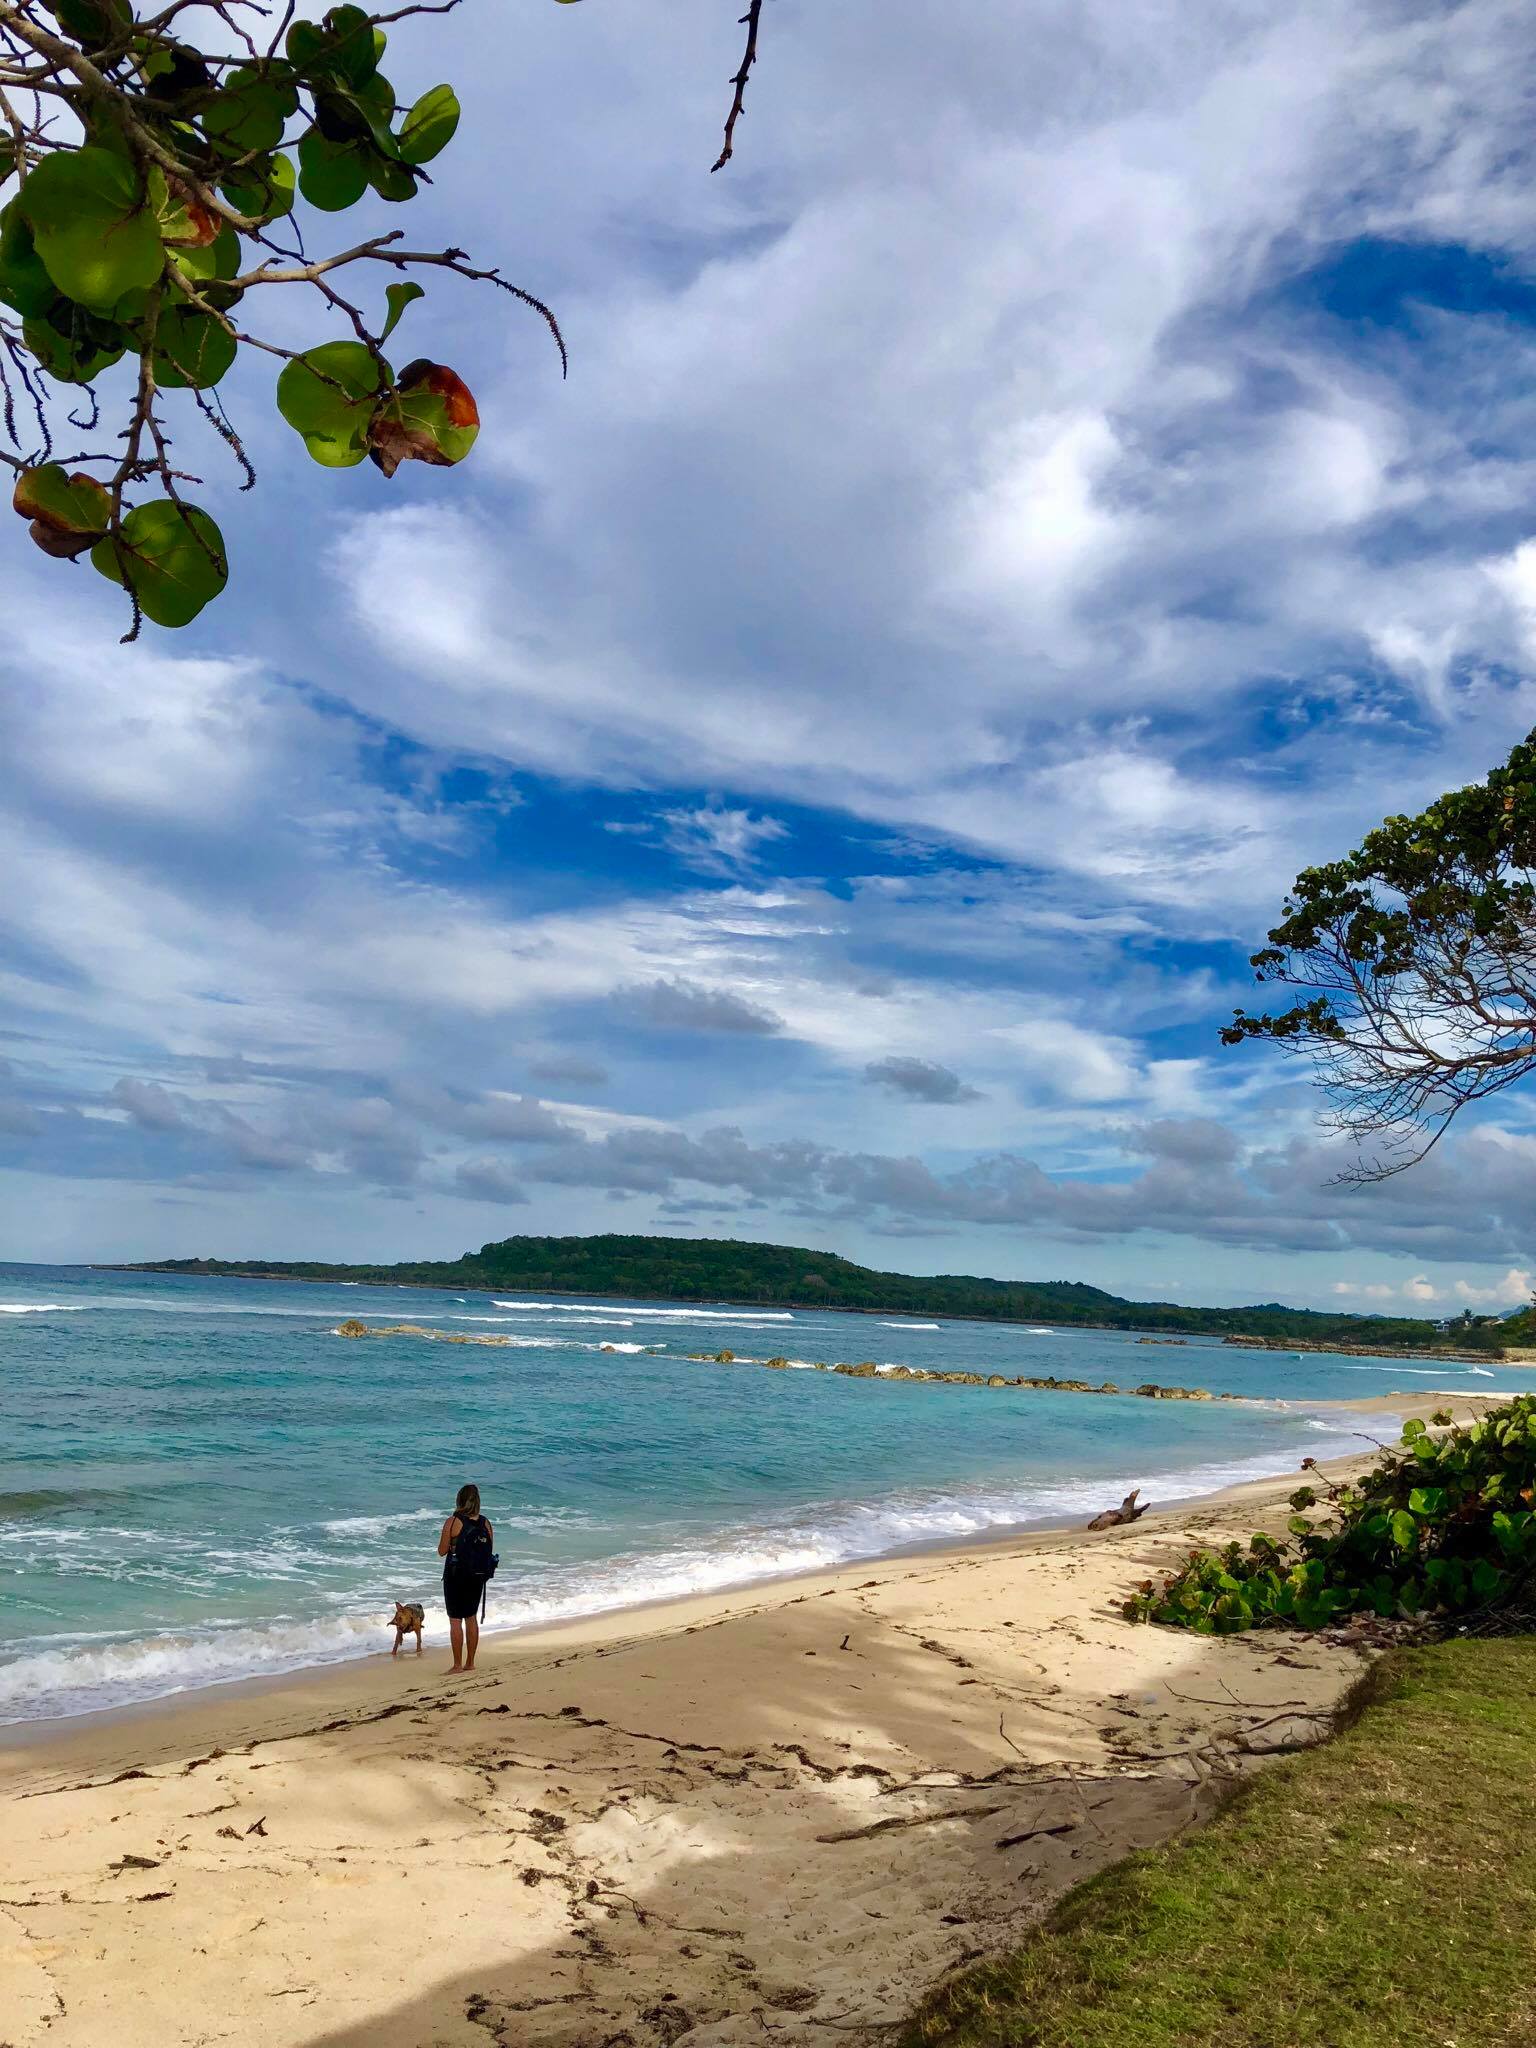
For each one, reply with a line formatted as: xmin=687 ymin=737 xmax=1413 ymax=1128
xmin=92 ymin=1260 xmax=1516 ymax=1364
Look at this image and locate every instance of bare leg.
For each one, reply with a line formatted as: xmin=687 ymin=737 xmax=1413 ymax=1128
xmin=464 ymin=1617 xmax=479 ymax=1672
xmin=448 ymin=1617 xmax=464 ymax=1671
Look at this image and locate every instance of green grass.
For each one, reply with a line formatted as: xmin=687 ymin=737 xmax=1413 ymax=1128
xmin=904 ymin=1639 xmax=1536 ymax=2048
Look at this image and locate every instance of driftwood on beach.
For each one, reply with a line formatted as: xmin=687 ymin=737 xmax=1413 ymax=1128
xmin=1086 ymin=1489 xmax=1150 ymax=1531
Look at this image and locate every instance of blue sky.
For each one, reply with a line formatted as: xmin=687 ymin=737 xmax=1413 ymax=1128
xmin=4 ymin=0 xmax=1536 ymax=1312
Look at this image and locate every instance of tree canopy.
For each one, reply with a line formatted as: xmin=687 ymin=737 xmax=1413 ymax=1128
xmin=1223 ymin=726 xmax=1536 ymax=1177
xmin=0 ymin=0 xmax=767 ymax=636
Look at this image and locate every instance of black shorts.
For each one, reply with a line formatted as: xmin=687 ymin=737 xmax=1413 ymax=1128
xmin=443 ymin=1571 xmax=484 ymax=1621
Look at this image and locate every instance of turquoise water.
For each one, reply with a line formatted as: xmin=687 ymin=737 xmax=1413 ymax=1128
xmin=0 ymin=1262 xmax=1503 ymax=1725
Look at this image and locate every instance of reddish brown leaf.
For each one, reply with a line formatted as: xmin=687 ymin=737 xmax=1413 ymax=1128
xmin=398 ymin=358 xmax=479 ymax=428
xmin=162 ymin=180 xmax=220 ymax=247
xmin=13 ymin=465 xmax=111 ymax=560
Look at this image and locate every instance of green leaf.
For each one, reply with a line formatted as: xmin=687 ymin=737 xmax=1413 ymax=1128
xmin=172 ymin=225 xmax=241 ymax=286
xmin=398 ymin=83 xmax=460 ymax=165
xmin=381 ymin=281 xmax=423 ymax=342
xmin=17 ymin=148 xmax=163 ymax=313
xmin=0 ymin=204 xmax=59 ymax=318
xmin=1407 ymin=1487 xmax=1445 ymax=1516
xmin=91 ymin=501 xmax=228 ymax=628
xmin=1471 ymin=1558 xmax=1503 ymax=1601
xmin=221 ymin=151 xmax=295 ymax=223
xmin=287 ymin=5 xmax=378 ymax=86
xmin=367 ymin=358 xmax=478 ymax=477
xmin=54 ymin=0 xmax=132 ymax=48
xmin=276 ymin=340 xmax=387 ymax=466
xmin=12 ymin=463 xmax=111 ymax=559
xmin=1390 ymin=1509 xmax=1418 ymax=1551
xmin=297 ymin=128 xmax=369 ymax=211
xmin=201 ymin=68 xmax=298 ymax=155
xmin=22 ymin=309 xmax=126 ymax=384
xmin=153 ymin=307 xmax=237 ymax=389
xmin=365 ymin=153 xmax=418 ymax=203
xmin=1401 ymin=1418 xmax=1427 ymax=1441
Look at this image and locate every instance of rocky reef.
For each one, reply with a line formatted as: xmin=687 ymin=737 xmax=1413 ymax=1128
xmin=334 ymin=1320 xmax=1233 ymax=1399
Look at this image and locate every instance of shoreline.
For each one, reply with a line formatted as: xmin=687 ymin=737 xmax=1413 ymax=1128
xmin=3 ymin=1425 xmax=1475 ymax=2048
xmin=0 ymin=1392 xmax=1492 ymax=1752
xmin=83 ymin=1259 xmax=1510 ymax=1359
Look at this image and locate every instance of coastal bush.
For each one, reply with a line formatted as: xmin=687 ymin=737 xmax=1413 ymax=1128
xmin=1124 ymin=1398 xmax=1536 ymax=1634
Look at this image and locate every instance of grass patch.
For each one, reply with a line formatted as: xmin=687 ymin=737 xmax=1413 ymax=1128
xmin=904 ymin=1639 xmax=1536 ymax=2048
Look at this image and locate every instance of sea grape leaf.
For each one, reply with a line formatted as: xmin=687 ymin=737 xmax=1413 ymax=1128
xmin=398 ymin=84 xmax=460 ymax=165
xmin=201 ymin=69 xmax=297 ymax=155
xmin=367 ymin=359 xmax=478 ymax=476
xmin=91 ymin=500 xmax=228 ymax=627
xmin=298 ymin=128 xmax=370 ymax=211
xmin=366 ymin=153 xmax=418 ymax=203
xmin=12 ymin=463 xmax=112 ymax=559
xmin=138 ymin=42 xmax=211 ymax=105
xmin=276 ymin=340 xmax=387 ymax=466
xmin=381 ymin=281 xmax=424 ymax=341
xmin=155 ymin=173 xmax=221 ymax=249
xmin=153 ymin=307 xmax=237 ymax=389
xmin=22 ymin=310 xmax=126 ymax=383
xmin=17 ymin=148 xmax=163 ymax=312
xmin=287 ymin=5 xmax=378 ymax=87
xmin=222 ymin=151 xmax=295 ymax=222
xmin=0 ymin=204 xmax=59 ymax=318
xmin=172 ymin=225 xmax=241 ymax=285
xmin=53 ymin=0 xmax=132 ymax=46
xmin=317 ymin=74 xmax=403 ymax=159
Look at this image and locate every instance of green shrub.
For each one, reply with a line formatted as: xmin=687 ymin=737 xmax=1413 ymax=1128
xmin=1125 ymin=1397 xmax=1536 ymax=1634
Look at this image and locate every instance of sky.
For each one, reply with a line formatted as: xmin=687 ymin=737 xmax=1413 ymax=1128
xmin=4 ymin=0 xmax=1536 ymax=1312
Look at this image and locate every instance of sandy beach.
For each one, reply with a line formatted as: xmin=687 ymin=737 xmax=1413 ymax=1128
xmin=4 ymin=1403 xmax=1485 ymax=2048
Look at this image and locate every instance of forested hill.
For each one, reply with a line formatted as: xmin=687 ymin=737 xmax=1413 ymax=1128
xmin=115 ymin=1233 xmax=1495 ymax=1348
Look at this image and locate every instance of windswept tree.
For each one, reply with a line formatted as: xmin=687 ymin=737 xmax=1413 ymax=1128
xmin=0 ymin=0 xmax=766 ymax=636
xmin=1223 ymin=727 xmax=1536 ymax=1179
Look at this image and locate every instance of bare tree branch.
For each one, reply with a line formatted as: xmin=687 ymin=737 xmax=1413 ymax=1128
xmin=712 ymin=0 xmax=764 ymax=173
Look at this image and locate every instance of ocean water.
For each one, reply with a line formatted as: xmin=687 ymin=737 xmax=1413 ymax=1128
xmin=0 ymin=1261 xmax=1503 ymax=1727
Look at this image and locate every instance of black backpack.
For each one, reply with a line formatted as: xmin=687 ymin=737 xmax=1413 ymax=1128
xmin=449 ymin=1513 xmax=498 ymax=1583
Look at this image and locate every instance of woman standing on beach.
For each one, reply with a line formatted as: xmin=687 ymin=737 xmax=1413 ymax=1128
xmin=438 ymin=1482 xmax=495 ymax=1674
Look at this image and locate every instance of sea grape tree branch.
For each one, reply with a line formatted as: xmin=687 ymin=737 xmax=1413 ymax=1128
xmin=0 ymin=0 xmax=759 ymax=632
xmin=711 ymin=0 xmax=764 ymax=173
xmin=1223 ymin=728 xmax=1536 ymax=1179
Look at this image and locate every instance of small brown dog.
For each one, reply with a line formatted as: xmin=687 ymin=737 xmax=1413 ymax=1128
xmin=390 ymin=1601 xmax=426 ymax=1656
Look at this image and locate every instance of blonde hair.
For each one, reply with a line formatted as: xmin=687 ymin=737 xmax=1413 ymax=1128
xmin=455 ymin=1483 xmax=481 ymax=1518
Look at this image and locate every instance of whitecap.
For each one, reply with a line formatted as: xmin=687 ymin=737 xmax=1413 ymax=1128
xmin=879 ymin=1322 xmax=940 ymax=1331
xmin=0 ymin=1303 xmax=87 ymax=1314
